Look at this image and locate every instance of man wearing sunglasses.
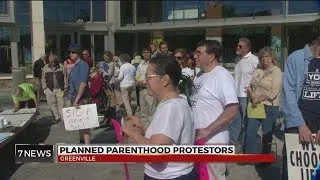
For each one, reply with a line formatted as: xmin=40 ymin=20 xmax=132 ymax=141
xmin=67 ymin=43 xmax=91 ymax=144
xmin=82 ymin=49 xmax=93 ymax=68
xmin=230 ymin=37 xmax=259 ymax=151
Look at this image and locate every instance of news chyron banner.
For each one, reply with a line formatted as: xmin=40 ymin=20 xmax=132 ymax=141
xmin=14 ymin=144 xmax=276 ymax=164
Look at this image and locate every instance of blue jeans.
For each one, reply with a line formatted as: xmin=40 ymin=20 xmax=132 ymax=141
xmin=229 ymin=97 xmax=248 ymax=145
xmin=245 ymin=105 xmax=279 ymax=154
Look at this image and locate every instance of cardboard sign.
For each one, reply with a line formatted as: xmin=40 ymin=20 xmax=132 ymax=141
xmin=62 ymin=104 xmax=99 ymax=131
xmin=285 ymin=133 xmax=320 ymax=180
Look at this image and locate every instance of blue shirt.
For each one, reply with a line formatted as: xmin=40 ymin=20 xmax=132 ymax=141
xmin=68 ymin=58 xmax=89 ymax=100
xmin=281 ymin=45 xmax=313 ymax=129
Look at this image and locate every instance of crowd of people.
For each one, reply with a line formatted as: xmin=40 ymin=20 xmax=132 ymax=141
xmin=9 ymin=18 xmax=320 ymax=180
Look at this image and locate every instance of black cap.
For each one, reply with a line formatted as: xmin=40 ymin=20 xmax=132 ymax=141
xmin=68 ymin=43 xmax=81 ymax=53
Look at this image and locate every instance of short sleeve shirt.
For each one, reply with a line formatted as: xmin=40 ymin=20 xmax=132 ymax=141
xmin=190 ymin=66 xmax=238 ymax=144
xmin=68 ymin=59 xmax=89 ymax=100
xmin=144 ymin=98 xmax=195 ymax=179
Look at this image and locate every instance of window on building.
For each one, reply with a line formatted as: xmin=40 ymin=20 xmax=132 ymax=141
xmin=60 ymin=34 xmax=72 ymax=63
xmin=0 ymin=27 xmax=11 ymax=74
xmin=94 ymin=35 xmax=105 ymax=63
xmin=80 ymin=34 xmax=91 ymax=55
xmin=18 ymin=26 xmax=32 ymax=67
xmin=58 ymin=1 xmax=75 ymax=22
xmin=288 ymin=0 xmax=320 ymax=15
xmin=92 ymin=1 xmax=106 ymax=22
xmin=0 ymin=0 xmax=8 ymax=14
xmin=15 ymin=0 xmax=32 ymax=73
xmin=44 ymin=1 xmax=58 ymax=22
xmin=75 ymin=0 xmax=90 ymax=22
xmin=137 ymin=1 xmax=150 ymax=24
xmin=115 ymin=33 xmax=135 ymax=56
xmin=15 ymin=0 xmax=30 ymax=14
xmin=287 ymin=25 xmax=312 ymax=54
xmin=120 ymin=1 xmax=133 ymax=26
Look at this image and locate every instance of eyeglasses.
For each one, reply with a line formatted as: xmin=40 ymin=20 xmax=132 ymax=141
xmin=145 ymin=74 xmax=161 ymax=81
xmin=175 ymin=56 xmax=182 ymax=60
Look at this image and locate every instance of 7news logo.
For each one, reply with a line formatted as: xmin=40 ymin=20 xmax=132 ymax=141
xmin=15 ymin=144 xmax=54 ymax=163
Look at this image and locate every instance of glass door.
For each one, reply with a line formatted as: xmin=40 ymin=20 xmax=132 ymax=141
xmin=60 ymin=33 xmax=73 ymax=63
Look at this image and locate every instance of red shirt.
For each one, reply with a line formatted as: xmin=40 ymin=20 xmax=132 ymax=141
xmin=89 ymin=73 xmax=103 ymax=104
xmin=84 ymin=57 xmax=93 ymax=68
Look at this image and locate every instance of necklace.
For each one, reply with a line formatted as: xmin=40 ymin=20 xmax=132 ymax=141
xmin=159 ymin=92 xmax=178 ymax=103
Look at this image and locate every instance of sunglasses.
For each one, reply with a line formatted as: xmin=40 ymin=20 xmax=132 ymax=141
xmin=70 ymin=51 xmax=77 ymax=54
xmin=175 ymin=56 xmax=182 ymax=60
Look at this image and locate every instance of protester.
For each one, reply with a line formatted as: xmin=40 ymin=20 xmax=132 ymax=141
xmin=113 ymin=56 xmax=124 ymax=109
xmin=117 ymin=54 xmax=136 ymax=116
xmin=281 ymin=18 xmax=320 ymax=180
xmin=122 ymin=55 xmax=197 ymax=180
xmin=67 ymin=43 xmax=91 ymax=144
xmin=156 ymin=41 xmax=172 ymax=57
xmin=135 ymin=47 xmax=156 ymax=125
xmin=64 ymin=55 xmax=75 ymax=79
xmin=131 ymin=55 xmax=143 ymax=110
xmin=174 ymin=48 xmax=194 ymax=80
xmin=12 ymin=83 xmax=39 ymax=112
xmin=244 ymin=47 xmax=282 ymax=166
xmin=230 ymin=37 xmax=259 ymax=149
xmin=191 ymin=40 xmax=239 ymax=179
xmin=82 ymin=49 xmax=94 ymax=68
xmin=88 ymin=67 xmax=104 ymax=110
xmin=149 ymin=42 xmax=158 ymax=59
xmin=33 ymin=53 xmax=48 ymax=101
xmin=42 ymin=54 xmax=66 ymax=123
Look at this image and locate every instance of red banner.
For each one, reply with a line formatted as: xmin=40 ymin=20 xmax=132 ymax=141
xmin=57 ymin=154 xmax=276 ymax=163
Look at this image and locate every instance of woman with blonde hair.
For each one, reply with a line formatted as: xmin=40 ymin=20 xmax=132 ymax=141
xmin=245 ymin=47 xmax=282 ymax=167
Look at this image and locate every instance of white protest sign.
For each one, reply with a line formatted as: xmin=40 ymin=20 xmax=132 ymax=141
xmin=285 ymin=133 xmax=320 ymax=180
xmin=62 ymin=104 xmax=99 ymax=131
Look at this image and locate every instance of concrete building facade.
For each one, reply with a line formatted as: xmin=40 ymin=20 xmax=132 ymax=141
xmin=0 ymin=0 xmax=319 ymax=79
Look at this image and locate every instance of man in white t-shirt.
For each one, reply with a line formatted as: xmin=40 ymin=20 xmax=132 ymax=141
xmin=117 ymin=54 xmax=136 ymax=116
xmin=191 ymin=40 xmax=239 ymax=180
xmin=229 ymin=37 xmax=259 ymax=149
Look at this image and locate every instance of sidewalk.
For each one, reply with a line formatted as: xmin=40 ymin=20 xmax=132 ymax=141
xmin=0 ymin=89 xmax=284 ymax=180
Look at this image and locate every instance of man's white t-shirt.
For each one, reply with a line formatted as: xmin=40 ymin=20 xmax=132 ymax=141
xmin=234 ymin=52 xmax=259 ymax=97
xmin=144 ymin=98 xmax=195 ymax=179
xmin=190 ymin=66 xmax=238 ymax=144
xmin=182 ymin=67 xmax=194 ymax=78
xmin=118 ymin=62 xmax=136 ymax=87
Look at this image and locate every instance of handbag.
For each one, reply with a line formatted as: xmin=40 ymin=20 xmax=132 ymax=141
xmin=247 ymin=102 xmax=266 ymax=119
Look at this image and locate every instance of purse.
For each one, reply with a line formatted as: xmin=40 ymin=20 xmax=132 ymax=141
xmin=247 ymin=101 xmax=266 ymax=119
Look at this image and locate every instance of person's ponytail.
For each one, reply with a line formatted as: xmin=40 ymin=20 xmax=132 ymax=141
xmin=178 ymin=74 xmax=194 ymax=107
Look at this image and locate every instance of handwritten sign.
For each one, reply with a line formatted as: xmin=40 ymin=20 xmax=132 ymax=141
xmin=62 ymin=104 xmax=99 ymax=131
xmin=285 ymin=133 xmax=320 ymax=180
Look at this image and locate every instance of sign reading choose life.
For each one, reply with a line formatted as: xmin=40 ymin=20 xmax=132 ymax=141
xmin=285 ymin=133 xmax=320 ymax=180
xmin=62 ymin=104 xmax=99 ymax=131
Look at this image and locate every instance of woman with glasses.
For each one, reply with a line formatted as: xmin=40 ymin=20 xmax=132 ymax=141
xmin=122 ymin=55 xmax=197 ymax=180
xmin=245 ymin=47 xmax=282 ymax=167
xmin=174 ymin=48 xmax=194 ymax=80
xmin=82 ymin=49 xmax=93 ymax=68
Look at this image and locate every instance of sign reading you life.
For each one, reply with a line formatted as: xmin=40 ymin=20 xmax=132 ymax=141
xmin=285 ymin=133 xmax=320 ymax=180
xmin=62 ymin=104 xmax=99 ymax=131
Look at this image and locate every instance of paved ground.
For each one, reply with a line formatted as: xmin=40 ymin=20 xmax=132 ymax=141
xmin=0 ymin=89 xmax=284 ymax=180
